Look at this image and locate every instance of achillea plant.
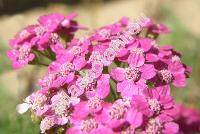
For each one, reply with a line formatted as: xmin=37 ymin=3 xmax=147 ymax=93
xmin=7 ymin=13 xmax=200 ymax=133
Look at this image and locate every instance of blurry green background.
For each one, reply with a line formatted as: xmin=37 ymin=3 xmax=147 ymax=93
xmin=0 ymin=0 xmax=200 ymax=133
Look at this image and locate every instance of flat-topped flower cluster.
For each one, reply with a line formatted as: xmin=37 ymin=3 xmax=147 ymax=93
xmin=7 ymin=13 xmax=200 ymax=133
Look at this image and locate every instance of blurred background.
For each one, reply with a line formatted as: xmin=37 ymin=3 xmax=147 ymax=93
xmin=0 ymin=0 xmax=200 ymax=133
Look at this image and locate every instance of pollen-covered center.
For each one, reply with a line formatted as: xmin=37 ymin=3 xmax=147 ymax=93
xmin=40 ymin=117 xmax=55 ymax=133
xmin=148 ymin=98 xmax=161 ymax=113
xmin=50 ymin=33 xmax=59 ymax=44
xmin=172 ymin=55 xmax=181 ymax=62
xmin=18 ymin=45 xmax=31 ymax=60
xmin=32 ymin=93 xmax=47 ymax=110
xmin=52 ymin=91 xmax=71 ymax=117
xmin=77 ymin=76 xmax=97 ymax=92
xmin=109 ymin=103 xmax=126 ymax=120
xmin=59 ymin=62 xmax=74 ymax=77
xmin=81 ymin=119 xmax=98 ymax=133
xmin=71 ymin=46 xmax=82 ymax=56
xmin=159 ymin=69 xmax=173 ymax=84
xmin=88 ymin=96 xmax=102 ymax=111
xmin=35 ymin=26 xmax=45 ymax=36
xmin=145 ymin=119 xmax=163 ymax=134
xmin=125 ymin=67 xmax=141 ymax=82
xmin=40 ymin=74 xmax=55 ymax=88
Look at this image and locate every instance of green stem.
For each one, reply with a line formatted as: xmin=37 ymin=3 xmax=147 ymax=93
xmin=34 ymin=50 xmax=54 ymax=61
xmin=110 ymin=79 xmax=118 ymax=100
xmin=29 ymin=62 xmax=48 ymax=66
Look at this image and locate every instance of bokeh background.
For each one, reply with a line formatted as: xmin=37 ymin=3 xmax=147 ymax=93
xmin=0 ymin=0 xmax=200 ymax=133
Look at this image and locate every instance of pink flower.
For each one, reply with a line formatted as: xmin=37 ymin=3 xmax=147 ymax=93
xmin=95 ymin=99 xmax=143 ymax=130
xmin=75 ymin=74 xmax=110 ymax=99
xmin=66 ymin=118 xmax=113 ymax=134
xmin=157 ymin=61 xmax=186 ymax=87
xmin=143 ymin=115 xmax=179 ymax=134
xmin=7 ymin=43 xmax=35 ymax=69
xmin=9 ymin=25 xmax=37 ymax=48
xmin=13 ymin=13 xmax=193 ymax=134
xmin=127 ymin=38 xmax=153 ymax=67
xmin=146 ymin=19 xmax=171 ymax=34
xmin=17 ymin=90 xmax=49 ymax=116
xmin=132 ymin=86 xmax=175 ymax=118
xmin=40 ymin=116 xmax=58 ymax=133
xmin=48 ymin=90 xmax=80 ymax=125
xmin=111 ymin=64 xmax=156 ymax=98
xmin=38 ymin=13 xmax=65 ymax=32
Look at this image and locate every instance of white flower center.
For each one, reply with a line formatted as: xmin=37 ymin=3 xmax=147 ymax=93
xmin=88 ymin=96 xmax=102 ymax=111
xmin=40 ymin=117 xmax=55 ymax=133
xmin=125 ymin=67 xmax=141 ymax=82
xmin=172 ymin=55 xmax=180 ymax=62
xmin=145 ymin=119 xmax=163 ymax=134
xmin=18 ymin=45 xmax=31 ymax=60
xmin=148 ymin=99 xmax=161 ymax=113
xmin=52 ymin=91 xmax=71 ymax=117
xmin=159 ymin=69 xmax=173 ymax=83
xmin=109 ymin=102 xmax=128 ymax=120
xmin=81 ymin=119 xmax=98 ymax=133
xmin=59 ymin=62 xmax=74 ymax=77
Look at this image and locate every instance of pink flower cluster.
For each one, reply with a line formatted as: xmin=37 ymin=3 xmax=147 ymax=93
xmin=7 ymin=13 xmax=199 ymax=133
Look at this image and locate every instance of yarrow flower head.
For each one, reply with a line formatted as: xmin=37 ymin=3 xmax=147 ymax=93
xmin=10 ymin=13 xmax=196 ymax=134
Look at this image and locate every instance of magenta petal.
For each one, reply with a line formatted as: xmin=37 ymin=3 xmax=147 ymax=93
xmin=7 ymin=50 xmax=18 ymax=61
xmin=110 ymin=67 xmax=125 ymax=82
xmin=66 ymin=127 xmax=81 ymax=134
xmin=126 ymin=109 xmax=143 ymax=127
xmin=159 ymin=96 xmax=173 ymax=109
xmin=146 ymin=53 xmax=159 ymax=62
xmin=136 ymin=79 xmax=147 ymax=90
xmin=12 ymin=61 xmax=25 ymax=69
xmin=128 ymin=53 xmax=145 ymax=67
xmin=164 ymin=122 xmax=179 ymax=134
xmin=173 ymin=73 xmax=186 ymax=87
xmin=141 ymin=64 xmax=156 ymax=79
xmin=160 ymin=45 xmax=173 ymax=50
xmin=73 ymin=57 xmax=86 ymax=71
xmin=65 ymin=72 xmax=75 ymax=83
xmin=158 ymin=114 xmax=173 ymax=123
xmin=96 ymin=74 xmax=110 ymax=99
xmin=28 ymin=53 xmax=35 ymax=61
xmin=139 ymin=38 xmax=152 ymax=52
xmin=168 ymin=62 xmax=185 ymax=74
xmin=156 ymin=85 xmax=170 ymax=96
xmin=71 ymin=102 xmax=89 ymax=119
xmin=117 ymin=48 xmax=128 ymax=57
xmin=117 ymin=81 xmax=140 ymax=98
xmin=92 ymin=125 xmax=113 ymax=134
